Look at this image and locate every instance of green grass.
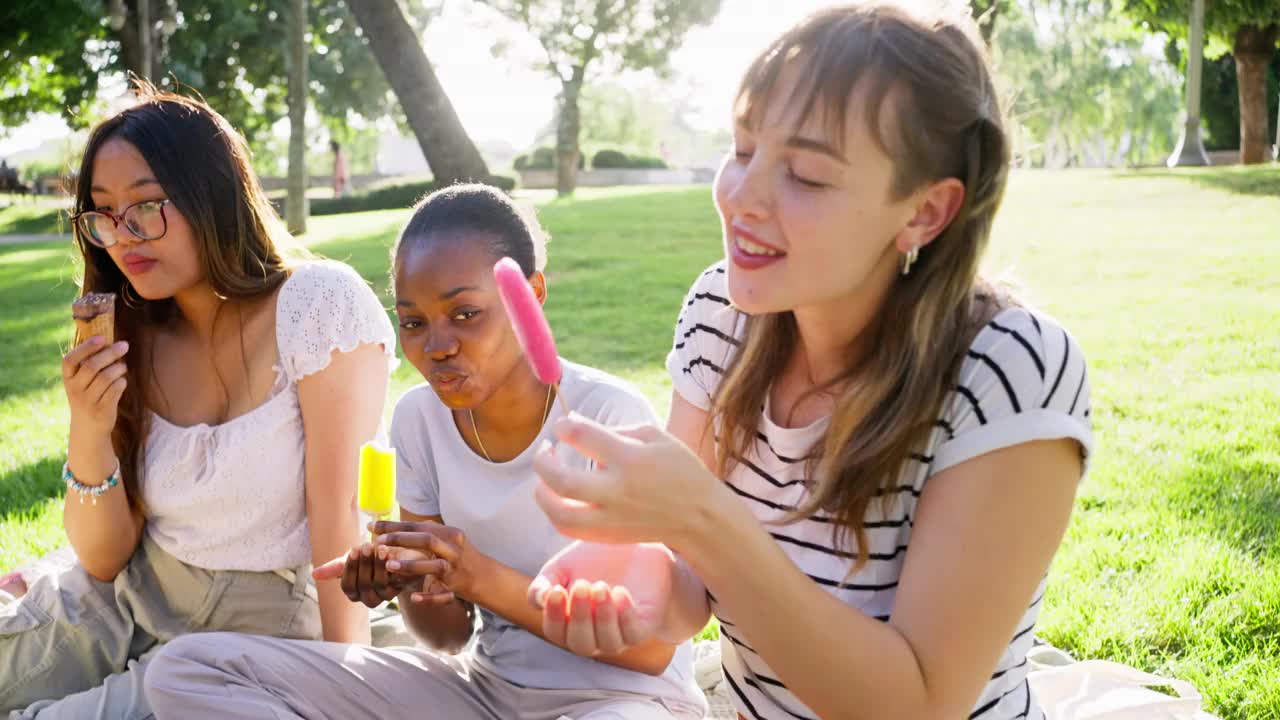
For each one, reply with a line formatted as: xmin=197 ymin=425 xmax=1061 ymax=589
xmin=0 ymin=200 xmax=69 ymax=236
xmin=1 ymin=172 xmax=1278 ymax=717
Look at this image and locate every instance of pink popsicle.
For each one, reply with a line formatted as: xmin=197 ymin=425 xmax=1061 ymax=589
xmin=493 ymin=258 xmax=568 ymax=413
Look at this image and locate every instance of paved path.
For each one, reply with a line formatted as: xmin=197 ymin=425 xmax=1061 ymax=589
xmin=0 ymin=233 xmax=67 ymax=246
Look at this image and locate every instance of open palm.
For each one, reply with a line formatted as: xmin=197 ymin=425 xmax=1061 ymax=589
xmin=529 ymin=540 xmax=675 ymax=656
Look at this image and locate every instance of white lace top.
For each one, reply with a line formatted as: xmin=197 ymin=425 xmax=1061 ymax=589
xmin=140 ymin=261 xmax=397 ymax=572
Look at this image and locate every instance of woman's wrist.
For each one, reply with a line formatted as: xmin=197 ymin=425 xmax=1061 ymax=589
xmin=668 ymin=476 xmax=740 ymax=565
xmin=67 ymin=427 xmax=120 ymax=486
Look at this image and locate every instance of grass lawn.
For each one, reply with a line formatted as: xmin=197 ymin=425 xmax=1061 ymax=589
xmin=1 ymin=169 xmax=1277 ymax=717
xmin=0 ymin=199 xmax=70 ymax=236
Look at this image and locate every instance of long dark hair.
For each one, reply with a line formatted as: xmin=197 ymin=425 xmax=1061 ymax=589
xmin=72 ymin=86 xmax=296 ymax=519
xmin=713 ymin=3 xmax=1012 ymax=568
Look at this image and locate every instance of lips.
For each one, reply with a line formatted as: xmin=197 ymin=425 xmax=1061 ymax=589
xmin=728 ymin=225 xmax=786 ymax=270
xmin=123 ymin=253 xmax=157 ymax=275
xmin=429 ymin=369 xmax=467 ymax=391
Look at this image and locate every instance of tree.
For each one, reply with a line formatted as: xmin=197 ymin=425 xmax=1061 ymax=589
xmin=344 ymin=0 xmax=492 ymax=185
xmin=478 ymin=0 xmax=721 ymax=195
xmin=103 ymin=0 xmax=181 ymax=81
xmin=1 ymin=1 xmax=398 ymax=151
xmin=971 ymin=0 xmax=1015 ymax=46
xmin=1123 ymin=0 xmax=1280 ymax=164
xmin=994 ymin=0 xmax=1183 ymax=168
xmin=0 ymin=1 xmax=105 ymax=129
xmin=286 ymin=0 xmax=307 ymax=234
xmin=1194 ymin=53 xmax=1280 ymax=149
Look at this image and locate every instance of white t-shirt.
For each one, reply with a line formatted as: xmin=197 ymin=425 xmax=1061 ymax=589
xmin=666 ymin=261 xmax=1093 ymax=720
xmin=142 ymin=260 xmax=398 ymax=572
xmin=392 ymin=360 xmax=708 ymax=716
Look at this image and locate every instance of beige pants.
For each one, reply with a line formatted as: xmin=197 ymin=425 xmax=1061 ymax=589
xmin=0 ymin=534 xmax=320 ymax=720
xmin=145 ymin=632 xmax=702 ymax=720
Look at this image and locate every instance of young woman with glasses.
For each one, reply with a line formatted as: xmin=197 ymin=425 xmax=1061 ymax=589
xmin=0 ymin=88 xmax=397 ymax=719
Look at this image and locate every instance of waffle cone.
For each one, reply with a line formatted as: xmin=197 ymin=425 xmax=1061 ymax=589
xmin=74 ymin=312 xmax=115 ymax=346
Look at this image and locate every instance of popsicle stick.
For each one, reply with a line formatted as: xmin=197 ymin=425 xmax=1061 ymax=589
xmin=553 ymin=382 xmax=570 ymax=417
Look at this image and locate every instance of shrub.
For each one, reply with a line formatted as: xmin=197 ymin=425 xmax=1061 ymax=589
xmin=270 ymin=174 xmax=518 ymax=217
xmin=591 ymin=149 xmax=630 ymax=169
xmin=627 ymin=155 xmax=668 ymax=169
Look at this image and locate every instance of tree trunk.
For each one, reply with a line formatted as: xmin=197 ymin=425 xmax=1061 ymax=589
xmin=137 ymin=0 xmax=151 ymax=81
xmin=970 ymin=0 xmax=999 ymax=46
xmin=344 ymin=0 xmax=490 ymax=185
xmin=1233 ymin=24 xmax=1279 ymax=165
xmin=114 ymin=0 xmax=145 ymax=79
xmin=556 ymin=78 xmax=583 ymax=196
xmin=1168 ymin=0 xmax=1208 ymax=167
xmin=113 ymin=0 xmax=168 ymax=81
xmin=286 ymin=0 xmax=308 ymax=235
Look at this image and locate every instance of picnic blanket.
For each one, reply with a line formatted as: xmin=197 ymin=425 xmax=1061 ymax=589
xmin=12 ymin=551 xmax=1221 ymax=720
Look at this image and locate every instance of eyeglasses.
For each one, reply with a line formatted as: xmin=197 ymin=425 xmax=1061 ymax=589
xmin=72 ymin=199 xmax=172 ymax=248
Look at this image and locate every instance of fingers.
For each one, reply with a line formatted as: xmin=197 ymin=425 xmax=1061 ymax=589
xmin=531 ymin=445 xmax=613 ymax=505
xmin=613 ymin=586 xmax=649 ymax=647
xmin=339 ymin=548 xmax=359 ymax=600
xmin=537 ymin=577 xmax=643 ymax=658
xmin=101 ymin=372 xmax=128 ymax=407
xmin=409 ymin=589 xmax=457 ymax=605
xmin=541 ymin=585 xmax=569 ymax=647
xmin=85 ymin=361 xmax=129 ymax=404
xmin=375 ymin=531 xmax=462 ymax=565
xmin=527 ymin=565 xmax=570 ymax=609
xmin=372 ymin=544 xmax=393 ymax=601
xmin=312 ymin=554 xmax=348 ymax=581
xmin=70 ymin=341 xmax=129 ymax=389
xmin=591 ymin=582 xmax=626 ymax=655
xmin=550 ymin=415 xmax=641 ymax=467
xmin=62 ymin=336 xmax=108 ymax=378
xmin=410 ymin=579 xmax=455 ymax=604
xmin=368 ymin=520 xmax=431 ymax=536
xmin=614 ymin=424 xmax=666 ymax=443
xmin=564 ymin=580 xmax=597 ymax=656
xmin=357 ymin=544 xmax=382 ymax=608
xmin=533 ymin=480 xmax=607 ymax=537
xmin=382 ymin=546 xmax=451 ymax=578
xmin=529 ymin=575 xmax=550 ymax=609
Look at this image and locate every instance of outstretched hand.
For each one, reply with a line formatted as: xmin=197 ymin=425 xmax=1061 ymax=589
xmin=528 ymin=540 xmax=676 ymax=657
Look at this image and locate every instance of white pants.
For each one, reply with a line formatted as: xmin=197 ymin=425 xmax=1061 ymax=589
xmin=144 ymin=631 xmax=693 ymax=720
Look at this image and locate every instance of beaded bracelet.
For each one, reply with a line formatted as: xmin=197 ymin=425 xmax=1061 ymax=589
xmin=63 ymin=462 xmax=121 ymax=505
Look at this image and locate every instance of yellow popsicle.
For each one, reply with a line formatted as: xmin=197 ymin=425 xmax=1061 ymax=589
xmin=358 ymin=441 xmax=397 ymax=519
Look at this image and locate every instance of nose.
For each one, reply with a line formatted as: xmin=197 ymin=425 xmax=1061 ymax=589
xmin=424 ymin=327 xmax=457 ymax=360
xmin=718 ymin=153 xmax=772 ymax=224
xmin=111 ymin=220 xmax=145 ymax=248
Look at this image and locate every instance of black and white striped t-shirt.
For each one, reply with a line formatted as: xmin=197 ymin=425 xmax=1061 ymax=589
xmin=665 ymin=262 xmax=1093 ymax=720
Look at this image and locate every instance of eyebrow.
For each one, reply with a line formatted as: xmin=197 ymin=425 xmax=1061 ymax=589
xmin=440 ymin=286 xmax=477 ymax=300
xmin=786 ymin=137 xmax=848 ymax=164
xmin=734 ymin=120 xmax=848 ymax=164
xmin=90 ymin=178 xmax=161 ymax=193
xmin=393 ymin=285 xmax=477 ymax=308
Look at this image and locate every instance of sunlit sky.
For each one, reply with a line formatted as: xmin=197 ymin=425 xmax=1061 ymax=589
xmin=0 ymin=0 xmax=943 ymax=157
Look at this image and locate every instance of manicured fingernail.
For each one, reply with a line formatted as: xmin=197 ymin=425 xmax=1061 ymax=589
xmin=386 ymin=560 xmax=400 ymax=571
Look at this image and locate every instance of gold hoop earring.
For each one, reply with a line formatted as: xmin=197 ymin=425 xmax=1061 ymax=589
xmin=122 ymin=282 xmax=144 ymax=309
xmin=900 ymin=247 xmax=919 ymax=276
